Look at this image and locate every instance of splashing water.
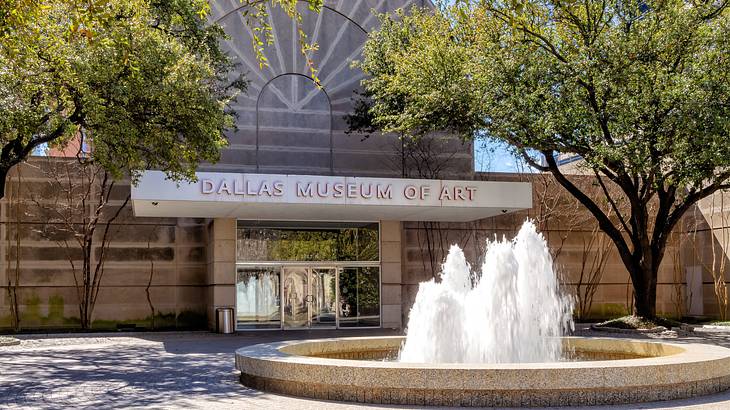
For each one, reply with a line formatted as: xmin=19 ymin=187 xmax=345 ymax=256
xmin=399 ymin=220 xmax=574 ymax=364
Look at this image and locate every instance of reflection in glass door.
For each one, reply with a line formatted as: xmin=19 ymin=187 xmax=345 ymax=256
xmin=282 ymin=267 xmax=308 ymax=328
xmin=282 ymin=267 xmax=337 ymax=329
xmin=235 ymin=267 xmax=281 ymax=329
xmin=338 ymin=267 xmax=381 ymax=327
xmin=310 ymin=268 xmax=336 ymax=328
xmin=238 ymin=264 xmax=380 ymax=330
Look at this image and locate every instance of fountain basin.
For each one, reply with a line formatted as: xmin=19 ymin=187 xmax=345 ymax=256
xmin=235 ymin=336 xmax=730 ymax=406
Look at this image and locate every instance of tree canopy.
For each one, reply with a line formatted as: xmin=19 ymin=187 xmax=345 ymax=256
xmin=354 ymin=0 xmax=730 ymax=317
xmin=0 ymin=0 xmax=245 ymax=195
xmin=0 ymin=0 xmax=325 ymax=198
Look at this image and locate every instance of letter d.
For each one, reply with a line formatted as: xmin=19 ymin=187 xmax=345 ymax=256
xmin=202 ymin=179 xmax=215 ymax=194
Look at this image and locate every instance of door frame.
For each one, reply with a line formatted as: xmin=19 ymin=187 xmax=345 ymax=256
xmin=309 ymin=266 xmax=338 ymax=329
xmin=281 ymin=266 xmax=338 ymax=330
xmin=235 ymin=261 xmax=382 ymax=330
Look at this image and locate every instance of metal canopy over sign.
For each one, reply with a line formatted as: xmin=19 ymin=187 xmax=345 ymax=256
xmin=132 ymin=171 xmax=532 ymax=222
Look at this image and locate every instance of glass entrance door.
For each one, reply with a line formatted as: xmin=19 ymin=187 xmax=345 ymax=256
xmin=282 ymin=267 xmax=337 ymax=329
xmin=310 ymin=268 xmax=336 ymax=328
xmin=235 ymin=267 xmax=281 ymax=329
xmin=282 ymin=267 xmax=308 ymax=328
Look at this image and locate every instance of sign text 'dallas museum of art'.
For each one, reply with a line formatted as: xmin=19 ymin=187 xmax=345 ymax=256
xmin=132 ymin=171 xmax=533 ymax=222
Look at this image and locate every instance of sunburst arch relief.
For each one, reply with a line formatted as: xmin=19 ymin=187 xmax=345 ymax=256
xmin=206 ymin=0 xmax=424 ymax=176
xmin=256 ymin=73 xmax=333 ymax=173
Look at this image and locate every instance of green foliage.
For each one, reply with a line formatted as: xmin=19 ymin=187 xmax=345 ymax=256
xmin=0 ymin=0 xmax=244 ymax=190
xmin=355 ymin=0 xmax=730 ymax=317
xmin=358 ymin=2 xmax=730 ymax=190
xmin=338 ymin=267 xmax=380 ymax=321
xmin=267 ymin=228 xmax=379 ymax=261
xmin=239 ymin=0 xmax=323 ymax=83
xmin=353 ymin=7 xmax=485 ymax=139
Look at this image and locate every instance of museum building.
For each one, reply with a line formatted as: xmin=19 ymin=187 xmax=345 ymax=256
xmin=4 ymin=1 xmax=721 ymax=332
xmin=0 ymin=0 xmax=535 ymax=332
xmin=128 ymin=1 xmax=533 ymax=331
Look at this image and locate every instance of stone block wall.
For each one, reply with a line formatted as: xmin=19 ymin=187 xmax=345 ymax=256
xmin=380 ymin=221 xmax=403 ymax=329
xmin=206 ymin=218 xmax=237 ymax=329
xmin=0 ymin=160 xmax=208 ymax=330
xmin=401 ymin=172 xmax=730 ymax=322
xmin=682 ymin=190 xmax=730 ymax=318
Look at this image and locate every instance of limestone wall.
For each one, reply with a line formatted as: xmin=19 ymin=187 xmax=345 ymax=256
xmin=683 ymin=190 xmax=730 ymax=318
xmin=0 ymin=159 xmax=208 ymax=330
xmin=401 ymin=173 xmax=730 ymax=322
xmin=1 ymin=160 xmax=728 ymax=331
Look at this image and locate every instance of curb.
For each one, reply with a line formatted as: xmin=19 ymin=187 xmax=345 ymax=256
xmin=590 ymin=324 xmax=668 ymax=334
xmin=701 ymin=325 xmax=730 ymax=331
xmin=0 ymin=336 xmax=21 ymax=347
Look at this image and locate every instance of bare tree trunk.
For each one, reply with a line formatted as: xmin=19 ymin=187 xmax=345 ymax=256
xmin=30 ymin=159 xmax=129 ymax=330
xmin=709 ymin=194 xmax=729 ymax=320
xmin=670 ymin=235 xmax=686 ymax=319
xmin=146 ymin=262 xmax=156 ymax=330
xmin=688 ymin=195 xmax=729 ymax=320
xmin=5 ymin=168 xmax=21 ymax=330
xmin=575 ymin=227 xmax=610 ymax=319
xmin=145 ymin=225 xmax=158 ymax=329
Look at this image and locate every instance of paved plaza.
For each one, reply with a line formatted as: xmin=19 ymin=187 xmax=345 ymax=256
xmin=3 ymin=327 xmax=730 ymax=409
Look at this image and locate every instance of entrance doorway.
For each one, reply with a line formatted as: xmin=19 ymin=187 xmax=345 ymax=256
xmin=235 ymin=218 xmax=381 ymax=331
xmin=282 ymin=267 xmax=337 ymax=329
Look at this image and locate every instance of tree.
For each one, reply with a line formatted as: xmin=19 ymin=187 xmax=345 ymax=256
xmin=0 ymin=0 xmax=325 ymax=199
xmin=0 ymin=0 xmax=243 ymax=198
xmin=29 ymin=158 xmax=130 ymax=329
xmin=575 ymin=226 xmax=612 ymax=320
xmin=353 ymin=1 xmax=730 ymax=318
xmin=5 ymin=167 xmax=23 ymax=330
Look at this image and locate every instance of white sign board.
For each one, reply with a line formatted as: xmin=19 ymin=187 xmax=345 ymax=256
xmin=132 ymin=171 xmax=532 ymax=222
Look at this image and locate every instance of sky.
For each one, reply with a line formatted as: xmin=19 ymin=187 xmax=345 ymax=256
xmin=431 ymin=0 xmax=527 ymax=173
xmin=474 ymin=141 xmax=529 ymax=173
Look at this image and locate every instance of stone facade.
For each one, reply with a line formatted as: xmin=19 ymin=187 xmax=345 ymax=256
xmin=0 ymin=160 xmax=208 ymax=330
xmin=0 ymin=0 xmax=728 ymax=330
xmin=1 ymin=160 xmax=728 ymax=331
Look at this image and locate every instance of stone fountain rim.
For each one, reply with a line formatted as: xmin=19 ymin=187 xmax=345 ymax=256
xmin=235 ymin=335 xmax=730 ymax=405
xmin=236 ymin=335 xmax=729 ymax=370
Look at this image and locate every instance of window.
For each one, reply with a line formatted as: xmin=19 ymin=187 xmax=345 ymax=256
xmin=338 ymin=267 xmax=381 ymax=327
xmin=236 ymin=221 xmax=378 ymax=262
xmin=235 ymin=222 xmax=381 ymax=329
xmin=235 ymin=267 xmax=281 ymax=329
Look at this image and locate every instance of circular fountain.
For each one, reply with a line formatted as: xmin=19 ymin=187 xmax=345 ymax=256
xmin=235 ymin=222 xmax=730 ymax=406
xmin=236 ymin=336 xmax=730 ymax=406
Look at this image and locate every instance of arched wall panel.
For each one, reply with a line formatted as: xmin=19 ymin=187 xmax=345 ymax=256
xmin=202 ymin=0 xmax=444 ymax=177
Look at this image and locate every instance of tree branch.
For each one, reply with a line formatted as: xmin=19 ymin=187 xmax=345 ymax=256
xmin=593 ymin=169 xmax=631 ymax=234
xmin=542 ymin=151 xmax=637 ymax=274
xmin=664 ymin=176 xmax=730 ymax=241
